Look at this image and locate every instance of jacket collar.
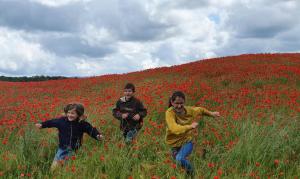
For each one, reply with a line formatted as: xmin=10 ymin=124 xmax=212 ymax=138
xmin=120 ymin=96 xmax=134 ymax=102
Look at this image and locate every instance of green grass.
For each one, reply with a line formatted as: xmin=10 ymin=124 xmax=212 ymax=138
xmin=0 ymin=111 xmax=299 ymax=178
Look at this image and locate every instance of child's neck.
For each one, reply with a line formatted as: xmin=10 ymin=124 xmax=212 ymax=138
xmin=174 ymin=108 xmax=186 ymax=115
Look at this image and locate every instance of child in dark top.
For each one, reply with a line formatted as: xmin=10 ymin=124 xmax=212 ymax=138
xmin=35 ymin=103 xmax=103 ymax=171
xmin=112 ymin=83 xmax=147 ymax=144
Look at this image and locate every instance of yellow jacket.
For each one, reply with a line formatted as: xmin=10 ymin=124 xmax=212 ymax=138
xmin=165 ymin=106 xmax=210 ymax=147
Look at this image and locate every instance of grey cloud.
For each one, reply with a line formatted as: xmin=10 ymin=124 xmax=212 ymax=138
xmin=40 ymin=35 xmax=115 ymax=58
xmin=173 ymin=0 xmax=211 ymax=9
xmin=85 ymin=0 xmax=171 ymax=42
xmin=226 ymin=4 xmax=298 ymax=39
xmin=0 ymin=0 xmax=82 ymax=32
xmin=152 ymin=43 xmax=177 ymax=64
xmin=215 ymin=38 xmax=269 ymax=56
xmin=215 ymin=0 xmax=300 ymax=57
xmin=155 ymin=0 xmax=211 ymax=10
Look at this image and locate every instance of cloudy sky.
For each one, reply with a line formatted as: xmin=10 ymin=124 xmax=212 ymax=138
xmin=0 ymin=0 xmax=299 ymax=77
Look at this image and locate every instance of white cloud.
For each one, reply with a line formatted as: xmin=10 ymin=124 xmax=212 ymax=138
xmin=81 ymin=25 xmax=115 ymax=47
xmin=0 ymin=27 xmax=56 ymax=75
xmin=0 ymin=0 xmax=299 ymax=77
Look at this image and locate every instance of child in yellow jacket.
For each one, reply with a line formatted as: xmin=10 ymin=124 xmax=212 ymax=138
xmin=165 ymin=91 xmax=220 ymax=176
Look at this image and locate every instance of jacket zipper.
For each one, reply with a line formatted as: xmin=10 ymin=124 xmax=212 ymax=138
xmin=69 ymin=122 xmax=73 ymax=149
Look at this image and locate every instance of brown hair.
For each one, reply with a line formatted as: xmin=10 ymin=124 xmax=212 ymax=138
xmin=64 ymin=103 xmax=85 ymax=120
xmin=124 ymin=83 xmax=135 ymax=92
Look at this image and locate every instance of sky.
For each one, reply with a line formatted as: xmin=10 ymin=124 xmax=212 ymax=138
xmin=0 ymin=0 xmax=299 ymax=77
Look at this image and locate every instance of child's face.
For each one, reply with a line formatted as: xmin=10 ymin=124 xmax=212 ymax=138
xmin=67 ymin=108 xmax=79 ymax=121
xmin=171 ymin=96 xmax=185 ymax=113
xmin=124 ymin=88 xmax=134 ymax=99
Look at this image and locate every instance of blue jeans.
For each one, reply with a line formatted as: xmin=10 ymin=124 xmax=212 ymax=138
xmin=171 ymin=141 xmax=194 ymax=174
xmin=123 ymin=128 xmax=138 ymax=144
xmin=53 ymin=147 xmax=73 ymax=161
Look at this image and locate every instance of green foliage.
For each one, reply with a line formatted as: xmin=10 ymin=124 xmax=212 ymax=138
xmin=252 ymin=80 xmax=264 ymax=89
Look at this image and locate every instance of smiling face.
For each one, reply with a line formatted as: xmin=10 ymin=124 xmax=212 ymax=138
xmin=171 ymin=96 xmax=185 ymax=114
xmin=124 ymin=88 xmax=134 ymax=100
xmin=67 ymin=108 xmax=79 ymax=121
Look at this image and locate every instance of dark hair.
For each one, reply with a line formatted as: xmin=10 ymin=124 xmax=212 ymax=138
xmin=64 ymin=103 xmax=85 ymax=117
xmin=124 ymin=83 xmax=135 ymax=92
xmin=168 ymin=91 xmax=185 ymax=107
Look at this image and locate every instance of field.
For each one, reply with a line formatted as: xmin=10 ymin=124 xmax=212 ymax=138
xmin=0 ymin=53 xmax=299 ymax=178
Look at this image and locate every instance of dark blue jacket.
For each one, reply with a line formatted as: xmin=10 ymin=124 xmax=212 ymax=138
xmin=41 ymin=116 xmax=101 ymax=150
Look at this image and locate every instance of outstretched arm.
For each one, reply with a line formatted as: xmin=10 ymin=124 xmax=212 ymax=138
xmin=193 ymin=107 xmax=220 ymax=118
xmin=82 ymin=121 xmax=103 ymax=141
xmin=35 ymin=118 xmax=60 ymax=129
xmin=35 ymin=123 xmax=42 ymax=129
xmin=206 ymin=111 xmax=220 ymax=118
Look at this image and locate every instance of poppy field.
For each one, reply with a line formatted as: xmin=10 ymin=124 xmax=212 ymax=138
xmin=0 ymin=53 xmax=299 ymax=178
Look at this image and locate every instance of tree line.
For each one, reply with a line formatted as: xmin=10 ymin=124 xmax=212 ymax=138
xmin=0 ymin=75 xmax=68 ymax=82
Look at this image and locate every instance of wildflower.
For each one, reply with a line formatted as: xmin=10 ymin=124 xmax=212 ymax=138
xmin=217 ymin=168 xmax=223 ymax=176
xmin=100 ymin=155 xmax=105 ymax=161
xmin=151 ymin=176 xmax=159 ymax=179
xmin=71 ymin=155 xmax=76 ymax=160
xmin=171 ymin=163 xmax=176 ymax=169
xmin=2 ymin=139 xmax=8 ymax=145
xmin=208 ymin=162 xmax=215 ymax=168
xmin=274 ymin=159 xmax=279 ymax=166
xmin=71 ymin=165 xmax=76 ymax=172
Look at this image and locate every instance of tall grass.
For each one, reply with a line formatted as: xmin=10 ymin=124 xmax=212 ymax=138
xmin=0 ymin=112 xmax=299 ymax=178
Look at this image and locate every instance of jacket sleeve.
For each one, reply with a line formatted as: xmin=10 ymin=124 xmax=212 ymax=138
xmin=136 ymin=100 xmax=147 ymax=118
xmin=165 ymin=111 xmax=192 ymax=135
xmin=41 ymin=118 xmax=60 ymax=128
xmin=82 ymin=121 xmax=101 ymax=141
xmin=112 ymin=100 xmax=122 ymax=120
xmin=193 ymin=107 xmax=211 ymax=117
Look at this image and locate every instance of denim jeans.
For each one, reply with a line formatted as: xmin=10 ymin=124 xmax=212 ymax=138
xmin=123 ymin=128 xmax=138 ymax=144
xmin=171 ymin=141 xmax=194 ymax=174
xmin=53 ymin=147 xmax=73 ymax=161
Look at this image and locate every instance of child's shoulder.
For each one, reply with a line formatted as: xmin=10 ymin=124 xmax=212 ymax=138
xmin=185 ymin=106 xmax=198 ymax=113
xmin=166 ymin=107 xmax=174 ymax=113
xmin=53 ymin=116 xmax=67 ymax=121
xmin=185 ymin=106 xmax=194 ymax=110
xmin=79 ymin=119 xmax=91 ymax=125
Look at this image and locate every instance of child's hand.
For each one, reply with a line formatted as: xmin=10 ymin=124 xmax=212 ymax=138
xmin=35 ymin=123 xmax=42 ymax=129
xmin=191 ymin=122 xmax=198 ymax=129
xmin=211 ymin=112 xmax=220 ymax=118
xmin=97 ymin=134 xmax=104 ymax=141
xmin=133 ymin=114 xmax=140 ymax=121
xmin=122 ymin=113 xmax=129 ymax=119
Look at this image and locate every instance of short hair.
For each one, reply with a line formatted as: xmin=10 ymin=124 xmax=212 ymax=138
xmin=64 ymin=103 xmax=85 ymax=117
xmin=124 ymin=83 xmax=135 ymax=92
